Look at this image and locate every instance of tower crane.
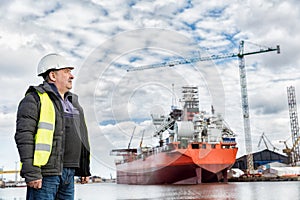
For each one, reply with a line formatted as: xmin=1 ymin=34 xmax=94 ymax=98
xmin=127 ymin=40 xmax=280 ymax=173
xmin=285 ymin=86 xmax=300 ymax=166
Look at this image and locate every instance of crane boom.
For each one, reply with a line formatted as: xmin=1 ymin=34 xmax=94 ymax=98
xmin=127 ymin=40 xmax=280 ymax=172
xmin=258 ymin=132 xmax=269 ymax=150
xmin=126 ymin=53 xmax=237 ymax=72
xmin=126 ymin=41 xmax=280 ymax=72
xmin=258 ymin=132 xmax=279 ymax=151
xmin=128 ymin=126 xmax=136 ymax=149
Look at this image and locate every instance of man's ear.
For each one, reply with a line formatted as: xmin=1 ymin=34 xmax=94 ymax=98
xmin=49 ymin=71 xmax=56 ymax=82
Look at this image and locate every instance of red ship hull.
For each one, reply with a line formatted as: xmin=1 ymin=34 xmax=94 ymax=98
xmin=112 ymin=86 xmax=238 ymax=184
xmin=115 ymin=142 xmax=238 ymax=184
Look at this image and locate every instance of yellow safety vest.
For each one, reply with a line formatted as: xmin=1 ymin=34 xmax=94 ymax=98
xmin=33 ymin=91 xmax=55 ymax=167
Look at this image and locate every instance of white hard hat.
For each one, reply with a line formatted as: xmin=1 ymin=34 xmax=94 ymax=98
xmin=37 ymin=53 xmax=74 ymax=76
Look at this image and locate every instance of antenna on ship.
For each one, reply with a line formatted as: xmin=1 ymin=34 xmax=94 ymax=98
xmin=171 ymin=83 xmax=176 ymax=110
xmin=128 ymin=126 xmax=136 ymax=149
xmin=140 ymin=130 xmax=145 ymax=147
xmin=211 ymin=105 xmax=215 ymax=115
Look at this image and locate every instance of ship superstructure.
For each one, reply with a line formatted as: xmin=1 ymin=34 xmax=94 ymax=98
xmin=111 ymin=86 xmax=238 ymax=184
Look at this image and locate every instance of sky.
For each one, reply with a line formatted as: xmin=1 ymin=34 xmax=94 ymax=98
xmin=1 ymin=0 xmax=300 ymax=179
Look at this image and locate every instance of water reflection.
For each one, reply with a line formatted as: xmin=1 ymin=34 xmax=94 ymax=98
xmin=1 ymin=181 xmax=300 ymax=200
xmin=158 ymin=183 xmax=237 ymax=200
xmin=107 ymin=182 xmax=300 ymax=200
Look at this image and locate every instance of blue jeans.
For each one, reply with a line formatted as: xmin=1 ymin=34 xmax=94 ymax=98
xmin=26 ymin=168 xmax=75 ymax=200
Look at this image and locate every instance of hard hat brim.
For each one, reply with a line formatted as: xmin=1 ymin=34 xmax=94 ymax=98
xmin=38 ymin=67 xmax=74 ymax=76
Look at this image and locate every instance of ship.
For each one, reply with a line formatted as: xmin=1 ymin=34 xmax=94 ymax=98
xmin=111 ymin=86 xmax=238 ymax=184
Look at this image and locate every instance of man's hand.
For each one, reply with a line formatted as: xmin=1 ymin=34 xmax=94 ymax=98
xmin=80 ymin=176 xmax=89 ymax=184
xmin=27 ymin=179 xmax=42 ymax=189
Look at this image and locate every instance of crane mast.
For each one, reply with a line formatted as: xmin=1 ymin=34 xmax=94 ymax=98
xmin=127 ymin=40 xmax=280 ymax=172
xmin=238 ymin=41 xmax=254 ymax=172
xmin=287 ymin=86 xmax=300 ymax=165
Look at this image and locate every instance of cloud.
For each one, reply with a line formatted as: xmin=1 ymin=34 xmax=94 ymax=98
xmin=251 ymin=89 xmax=287 ymax=115
xmin=1 ymin=0 xmax=300 ymax=177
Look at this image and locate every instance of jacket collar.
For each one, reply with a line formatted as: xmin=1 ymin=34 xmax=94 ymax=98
xmin=26 ymin=81 xmax=78 ymax=103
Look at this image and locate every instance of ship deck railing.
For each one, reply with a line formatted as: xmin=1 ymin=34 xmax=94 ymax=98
xmin=113 ymin=137 xmax=237 ymax=164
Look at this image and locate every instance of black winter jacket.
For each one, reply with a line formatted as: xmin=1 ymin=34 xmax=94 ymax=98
xmin=15 ymin=81 xmax=91 ymax=183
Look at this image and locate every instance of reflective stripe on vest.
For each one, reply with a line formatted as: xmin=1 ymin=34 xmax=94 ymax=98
xmin=33 ymin=91 xmax=55 ymax=167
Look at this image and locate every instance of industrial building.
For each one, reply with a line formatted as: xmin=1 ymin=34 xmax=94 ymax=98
xmin=233 ymin=149 xmax=289 ymax=170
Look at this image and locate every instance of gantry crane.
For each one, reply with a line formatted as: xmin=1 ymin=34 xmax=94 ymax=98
xmin=127 ymin=40 xmax=280 ymax=173
xmin=257 ymin=132 xmax=279 ymax=152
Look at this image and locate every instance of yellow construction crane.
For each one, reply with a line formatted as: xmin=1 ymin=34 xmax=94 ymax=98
xmin=280 ymin=137 xmax=300 ymax=166
xmin=127 ymin=40 xmax=280 ymax=173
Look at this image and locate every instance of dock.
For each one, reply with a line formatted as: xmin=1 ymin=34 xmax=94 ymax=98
xmin=229 ymin=175 xmax=300 ymax=182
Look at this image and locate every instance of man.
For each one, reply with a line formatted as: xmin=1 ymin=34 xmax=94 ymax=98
xmin=15 ymin=53 xmax=91 ymax=200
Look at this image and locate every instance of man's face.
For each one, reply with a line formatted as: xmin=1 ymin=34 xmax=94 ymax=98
xmin=53 ymin=68 xmax=74 ymax=94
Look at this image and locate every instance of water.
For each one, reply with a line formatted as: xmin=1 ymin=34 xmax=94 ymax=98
xmin=1 ymin=182 xmax=299 ymax=200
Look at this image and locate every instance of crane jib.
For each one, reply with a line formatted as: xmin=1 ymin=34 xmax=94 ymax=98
xmin=126 ymin=41 xmax=280 ymax=72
